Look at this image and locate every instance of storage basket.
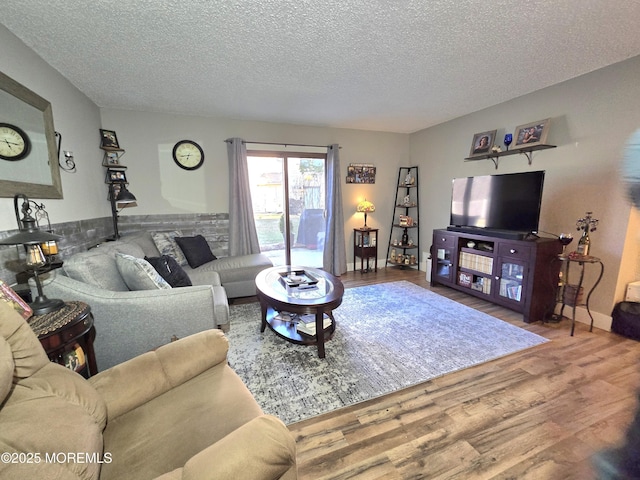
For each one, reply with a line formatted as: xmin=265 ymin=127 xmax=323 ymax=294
xmin=563 ymin=284 xmax=584 ymax=306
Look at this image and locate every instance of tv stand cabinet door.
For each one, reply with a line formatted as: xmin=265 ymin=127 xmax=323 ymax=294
xmin=431 ymin=231 xmax=457 ymax=285
xmin=493 ymin=252 xmax=530 ymax=312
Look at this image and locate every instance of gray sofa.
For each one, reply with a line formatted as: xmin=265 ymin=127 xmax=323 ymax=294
xmin=39 ymin=231 xmax=272 ymax=370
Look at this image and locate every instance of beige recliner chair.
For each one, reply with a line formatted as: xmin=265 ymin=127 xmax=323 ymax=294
xmin=0 ymin=301 xmax=297 ymax=479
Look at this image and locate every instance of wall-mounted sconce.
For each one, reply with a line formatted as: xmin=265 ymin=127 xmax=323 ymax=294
xmin=55 ymin=131 xmax=76 ymax=173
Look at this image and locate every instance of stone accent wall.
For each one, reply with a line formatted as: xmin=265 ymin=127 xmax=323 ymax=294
xmin=0 ymin=213 xmax=229 ymax=285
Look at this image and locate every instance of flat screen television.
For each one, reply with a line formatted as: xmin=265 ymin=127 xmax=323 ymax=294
xmin=449 ymin=170 xmax=545 ymax=238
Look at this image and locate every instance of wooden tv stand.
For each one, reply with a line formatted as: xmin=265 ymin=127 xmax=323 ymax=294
xmin=431 ymin=228 xmax=562 ymax=323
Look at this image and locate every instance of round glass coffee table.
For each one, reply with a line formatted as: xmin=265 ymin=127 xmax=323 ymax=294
xmin=255 ymin=266 xmax=344 ymax=358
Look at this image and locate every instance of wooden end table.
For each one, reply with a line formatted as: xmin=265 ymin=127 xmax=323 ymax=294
xmin=29 ymin=301 xmax=98 ymax=378
xmin=354 ymin=228 xmax=378 ymax=273
xmin=255 ymin=266 xmax=344 ymax=358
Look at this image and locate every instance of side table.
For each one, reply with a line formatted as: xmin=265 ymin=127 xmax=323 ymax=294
xmin=556 ymin=254 xmax=604 ymax=336
xmin=354 ymin=228 xmax=378 ymax=273
xmin=28 ymin=301 xmax=98 ymax=378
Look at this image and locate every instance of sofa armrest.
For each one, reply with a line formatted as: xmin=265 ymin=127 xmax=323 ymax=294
xmin=39 ymin=271 xmax=225 ymax=370
xmin=89 ymin=329 xmax=229 ymax=419
xmin=154 ymin=415 xmax=297 ymax=480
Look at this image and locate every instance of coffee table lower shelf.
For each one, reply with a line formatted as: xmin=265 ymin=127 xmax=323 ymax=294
xmin=262 ymin=307 xmax=336 ymax=350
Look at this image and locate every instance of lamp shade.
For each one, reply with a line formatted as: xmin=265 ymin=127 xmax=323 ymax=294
xmin=356 ymin=199 xmax=376 ymax=213
xmin=116 ymin=185 xmax=137 ymax=204
xmin=356 ymin=199 xmax=375 ymax=228
xmin=0 ymin=229 xmax=61 ymax=246
xmin=0 ymin=194 xmax=62 ymax=246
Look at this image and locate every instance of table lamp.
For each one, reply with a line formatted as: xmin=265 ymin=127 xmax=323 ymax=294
xmin=356 ymin=199 xmax=375 ymax=229
xmin=0 ymin=194 xmax=64 ymax=315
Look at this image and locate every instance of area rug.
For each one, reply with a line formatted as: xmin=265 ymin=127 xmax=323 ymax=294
xmin=225 ymin=280 xmax=548 ymax=425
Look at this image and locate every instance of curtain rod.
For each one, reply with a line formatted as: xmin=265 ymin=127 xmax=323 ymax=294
xmin=224 ymin=139 xmax=340 ymax=149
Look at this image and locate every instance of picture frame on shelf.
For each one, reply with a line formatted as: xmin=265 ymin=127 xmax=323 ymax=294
xmin=469 ymin=130 xmax=497 ymax=157
xmin=399 ymin=215 xmax=414 ymax=227
xmin=513 ymin=118 xmax=550 ymax=148
xmin=63 ymin=343 xmax=86 ymax=372
xmin=106 ymin=169 xmax=127 ymax=183
xmin=99 ymin=129 xmax=120 ymax=149
xmin=102 ymin=151 xmax=121 ymax=167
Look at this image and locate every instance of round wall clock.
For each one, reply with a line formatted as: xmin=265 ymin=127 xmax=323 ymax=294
xmin=0 ymin=123 xmax=31 ymax=161
xmin=172 ymin=140 xmax=204 ymax=170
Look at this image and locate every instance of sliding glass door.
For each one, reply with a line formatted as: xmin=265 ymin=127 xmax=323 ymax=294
xmin=247 ymin=152 xmax=326 ymax=267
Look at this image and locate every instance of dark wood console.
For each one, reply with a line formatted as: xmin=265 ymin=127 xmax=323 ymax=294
xmin=431 ymin=229 xmax=562 ymax=323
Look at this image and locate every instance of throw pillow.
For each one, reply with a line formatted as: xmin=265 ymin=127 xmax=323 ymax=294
xmin=115 ymin=253 xmax=172 ymax=291
xmin=175 ymin=235 xmax=217 ymax=268
xmin=151 ymin=231 xmax=188 ymax=266
xmin=145 ymin=255 xmax=193 ymax=287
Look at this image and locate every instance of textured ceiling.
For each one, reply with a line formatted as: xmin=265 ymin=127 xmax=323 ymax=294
xmin=3 ymin=0 xmax=640 ymax=133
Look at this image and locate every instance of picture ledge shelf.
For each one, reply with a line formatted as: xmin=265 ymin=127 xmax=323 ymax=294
xmin=464 ymin=144 xmax=556 ymax=169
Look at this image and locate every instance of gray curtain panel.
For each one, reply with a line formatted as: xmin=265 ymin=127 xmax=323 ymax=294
xmin=323 ymin=144 xmax=347 ymax=275
xmin=226 ymin=138 xmax=261 ymax=256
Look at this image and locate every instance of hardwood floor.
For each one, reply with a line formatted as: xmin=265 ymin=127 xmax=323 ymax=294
xmin=285 ymin=267 xmax=640 ymax=479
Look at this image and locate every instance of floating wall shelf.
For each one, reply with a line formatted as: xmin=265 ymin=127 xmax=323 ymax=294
xmin=464 ymin=144 xmax=556 ymax=169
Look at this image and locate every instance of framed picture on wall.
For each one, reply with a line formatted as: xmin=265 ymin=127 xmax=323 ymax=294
xmin=513 ymin=118 xmax=550 ymax=148
xmin=346 ymin=163 xmax=376 ymax=184
xmin=469 ymin=130 xmax=497 ymax=157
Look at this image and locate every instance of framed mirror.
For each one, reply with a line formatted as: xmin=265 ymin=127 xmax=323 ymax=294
xmin=0 ymin=71 xmax=62 ymax=198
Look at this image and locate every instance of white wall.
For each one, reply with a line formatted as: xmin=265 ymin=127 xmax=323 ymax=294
xmin=0 ymin=25 xmax=107 ymax=229
xmin=99 ymin=108 xmax=410 ymax=263
xmin=410 ymin=55 xmax=640 ymax=317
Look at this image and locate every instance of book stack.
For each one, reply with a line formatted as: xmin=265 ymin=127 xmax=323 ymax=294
xmin=296 ymin=313 xmax=331 ymax=337
xmin=459 ymin=252 xmax=493 ymax=274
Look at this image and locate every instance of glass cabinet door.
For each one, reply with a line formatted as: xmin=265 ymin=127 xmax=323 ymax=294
xmin=434 ymin=246 xmax=454 ymax=283
xmin=497 ymin=259 xmax=527 ymax=303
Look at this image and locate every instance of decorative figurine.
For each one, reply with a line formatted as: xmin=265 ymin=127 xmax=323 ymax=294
xmin=404 ymin=173 xmax=412 ymax=185
xmin=575 ymin=211 xmax=598 ymax=256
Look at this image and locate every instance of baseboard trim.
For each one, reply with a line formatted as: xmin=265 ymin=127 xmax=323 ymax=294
xmin=554 ymin=304 xmax=612 ymax=332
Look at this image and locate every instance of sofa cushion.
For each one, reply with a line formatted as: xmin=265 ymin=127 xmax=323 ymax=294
xmin=115 ymin=254 xmax=172 ymax=291
xmin=145 ymin=255 xmax=193 ymax=287
xmin=0 ymin=367 xmax=107 ymax=480
xmin=0 ymin=302 xmax=50 ymax=380
xmin=124 ymin=232 xmax=162 ymax=257
xmin=151 ymin=231 xmax=188 ymax=266
xmin=193 ymin=254 xmax=272 ymax=285
xmin=99 ymin=362 xmax=264 ymax=480
xmin=63 ymin=242 xmax=147 ymax=291
xmin=175 ymin=235 xmax=217 ymax=268
xmin=0 ymin=302 xmax=107 ymax=480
